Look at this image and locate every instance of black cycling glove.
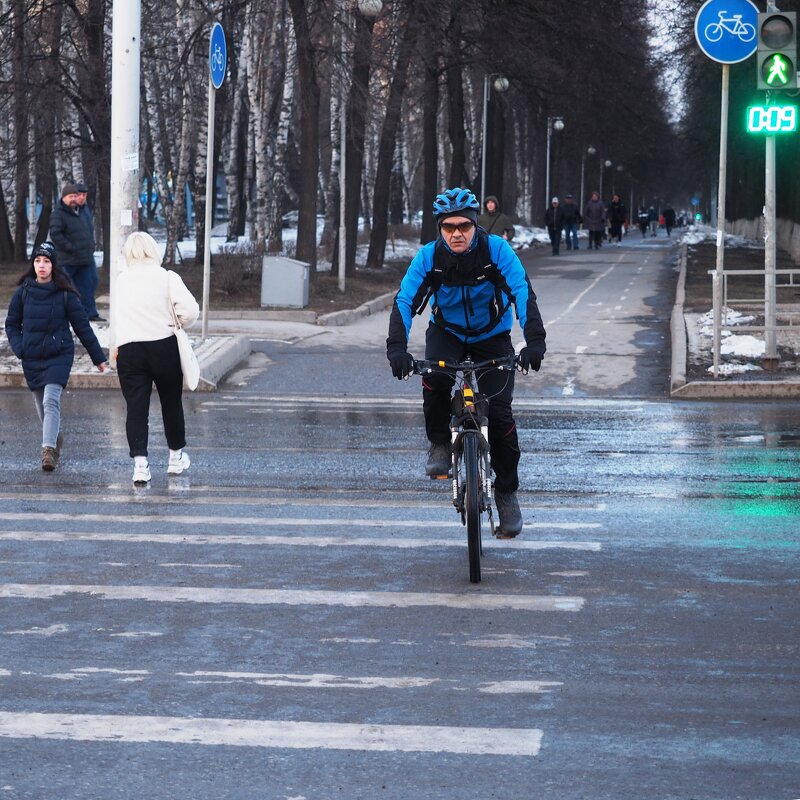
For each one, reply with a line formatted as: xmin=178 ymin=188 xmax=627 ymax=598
xmin=518 ymin=346 xmax=542 ymax=374
xmin=388 ymin=350 xmax=414 ymax=380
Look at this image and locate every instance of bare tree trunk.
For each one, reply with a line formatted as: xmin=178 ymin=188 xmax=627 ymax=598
xmin=267 ymin=5 xmax=295 ymax=254
xmin=287 ymin=0 xmax=320 ymax=271
xmin=12 ymin=0 xmax=29 ymax=260
xmin=344 ymin=11 xmax=377 ymax=276
xmin=421 ymin=28 xmax=440 ymax=244
xmin=366 ymin=14 xmax=419 ymax=268
xmin=225 ymin=36 xmax=249 ymax=241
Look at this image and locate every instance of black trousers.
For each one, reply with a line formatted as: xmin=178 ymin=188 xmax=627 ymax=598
xmin=422 ymin=325 xmax=521 ymax=493
xmin=117 ymin=336 xmax=186 ymax=458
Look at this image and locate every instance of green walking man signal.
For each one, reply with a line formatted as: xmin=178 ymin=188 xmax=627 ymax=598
xmin=757 ymin=12 xmax=797 ymax=90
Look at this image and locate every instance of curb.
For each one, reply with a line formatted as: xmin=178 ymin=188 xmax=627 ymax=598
xmin=317 ymin=292 xmax=395 ymax=326
xmin=669 ymin=242 xmax=688 ymax=395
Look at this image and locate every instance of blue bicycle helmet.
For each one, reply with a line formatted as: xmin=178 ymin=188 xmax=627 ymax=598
xmin=432 ymin=187 xmax=480 ymax=222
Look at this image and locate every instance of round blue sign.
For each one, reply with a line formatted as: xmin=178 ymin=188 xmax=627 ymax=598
xmin=209 ymin=22 xmax=226 ymax=89
xmin=695 ymin=0 xmax=758 ymax=64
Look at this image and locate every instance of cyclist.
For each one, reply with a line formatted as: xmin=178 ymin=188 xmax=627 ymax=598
xmin=386 ymin=187 xmax=547 ymax=537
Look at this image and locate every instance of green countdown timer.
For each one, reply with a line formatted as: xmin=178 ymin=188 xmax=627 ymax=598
xmin=746 ymin=104 xmax=798 ymax=133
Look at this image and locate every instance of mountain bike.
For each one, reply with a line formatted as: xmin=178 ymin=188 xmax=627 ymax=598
xmin=412 ymin=354 xmax=518 ymax=583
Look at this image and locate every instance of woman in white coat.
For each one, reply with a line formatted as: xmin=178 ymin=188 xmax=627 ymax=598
xmin=111 ymin=232 xmax=199 ymax=485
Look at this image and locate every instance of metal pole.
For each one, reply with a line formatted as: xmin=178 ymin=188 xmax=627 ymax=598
xmin=764 ymin=132 xmax=778 ymax=365
xmin=480 ymin=75 xmax=489 ymax=202
xmin=109 ymin=0 xmax=141 ymax=345
xmin=201 ymin=78 xmax=215 ymax=340
xmin=545 ymin=118 xmax=552 ymax=211
xmin=579 ymin=150 xmax=586 ymax=215
xmin=338 ymin=92 xmax=346 ymax=293
xmin=712 ymin=64 xmax=729 ymax=378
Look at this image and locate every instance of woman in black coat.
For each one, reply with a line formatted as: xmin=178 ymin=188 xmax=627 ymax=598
xmin=4 ymin=242 xmax=107 ymax=471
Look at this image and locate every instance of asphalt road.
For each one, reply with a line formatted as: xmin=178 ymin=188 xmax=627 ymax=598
xmin=0 ymin=233 xmax=798 ymax=799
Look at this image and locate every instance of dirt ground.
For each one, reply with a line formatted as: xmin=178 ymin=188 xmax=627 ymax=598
xmin=684 ymin=240 xmax=800 ymax=381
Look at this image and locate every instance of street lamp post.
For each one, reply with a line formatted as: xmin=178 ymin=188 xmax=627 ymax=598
xmin=545 ymin=116 xmax=564 ymax=211
xmin=480 ymin=74 xmax=509 ymax=203
xmin=338 ymin=0 xmax=382 ymax=293
xmin=580 ymin=144 xmax=596 ymax=214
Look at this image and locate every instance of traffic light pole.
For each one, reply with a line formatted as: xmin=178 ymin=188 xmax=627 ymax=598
xmin=763 ymin=2 xmax=777 ymax=364
xmin=764 ymin=126 xmax=778 ymax=366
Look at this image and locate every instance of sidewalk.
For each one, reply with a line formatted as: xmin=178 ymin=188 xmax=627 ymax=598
xmin=670 ymin=232 xmax=800 ymax=398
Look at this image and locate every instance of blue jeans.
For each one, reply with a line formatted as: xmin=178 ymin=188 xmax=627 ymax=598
xmin=63 ymin=263 xmax=99 ymax=317
xmin=563 ymin=224 xmax=579 ymax=249
xmin=32 ymin=384 xmax=63 ymax=448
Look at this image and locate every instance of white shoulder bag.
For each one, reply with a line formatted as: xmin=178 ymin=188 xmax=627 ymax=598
xmin=167 ymin=275 xmax=200 ymax=391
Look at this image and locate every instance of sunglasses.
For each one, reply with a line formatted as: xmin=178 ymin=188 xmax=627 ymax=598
xmin=440 ymin=221 xmax=475 ymax=235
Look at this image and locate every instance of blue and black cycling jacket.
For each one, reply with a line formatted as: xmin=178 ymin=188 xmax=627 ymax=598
xmin=386 ymin=230 xmax=547 ymax=353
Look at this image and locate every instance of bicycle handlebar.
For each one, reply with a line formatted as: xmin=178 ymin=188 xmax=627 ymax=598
xmin=412 ymin=355 xmax=518 ymax=375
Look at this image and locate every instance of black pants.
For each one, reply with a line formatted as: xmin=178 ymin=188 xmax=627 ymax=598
xmin=547 ymin=227 xmax=562 ymax=254
xmin=117 ymin=336 xmax=186 ymax=458
xmin=423 ymin=325 xmax=521 ymax=493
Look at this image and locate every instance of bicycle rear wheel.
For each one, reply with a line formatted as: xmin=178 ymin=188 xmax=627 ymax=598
xmin=463 ymin=433 xmax=482 ymax=583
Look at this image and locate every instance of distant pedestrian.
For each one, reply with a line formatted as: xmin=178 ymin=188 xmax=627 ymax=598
xmin=638 ymin=208 xmax=649 ymax=237
xmin=648 ymin=206 xmax=658 ymax=237
xmin=608 ymin=194 xmax=627 ymax=246
xmin=544 ymin=197 xmax=564 ymax=255
xmin=478 ymin=195 xmax=515 ymax=242
xmin=110 ymin=231 xmax=199 ymax=486
xmin=583 ymin=191 xmax=606 ymax=250
xmin=74 ymin=181 xmax=104 ymax=321
xmin=561 ymin=194 xmax=582 ymax=251
xmin=663 ymin=204 xmax=676 ymax=237
xmin=49 ymin=182 xmax=103 ymax=321
xmin=4 ymin=242 xmax=107 ymax=472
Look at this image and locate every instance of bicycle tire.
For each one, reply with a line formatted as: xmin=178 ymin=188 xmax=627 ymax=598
xmin=464 ymin=433 xmax=482 ymax=583
xmin=703 ymin=23 xmax=723 ymax=42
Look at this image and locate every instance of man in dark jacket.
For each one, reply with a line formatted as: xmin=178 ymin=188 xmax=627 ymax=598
xmin=544 ymin=197 xmax=564 ymax=255
xmin=561 ymin=194 xmax=582 ymax=250
xmin=478 ymin=196 xmax=515 ymax=242
xmin=49 ymin=182 xmax=101 ymax=320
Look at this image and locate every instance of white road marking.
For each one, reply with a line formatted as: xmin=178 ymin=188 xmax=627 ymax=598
xmin=0 ymin=531 xmax=602 ymax=549
xmin=0 ymin=512 xmax=600 ymax=531
xmin=5 ymin=624 xmax=69 ymax=636
xmin=0 ymin=583 xmax=584 ymax=612
xmin=575 ymin=346 xmax=587 ymax=354
xmin=0 ymin=711 xmax=543 ymax=756
xmin=562 ymin=377 xmax=575 ymax=396
xmin=0 ymin=491 xmax=608 ymax=512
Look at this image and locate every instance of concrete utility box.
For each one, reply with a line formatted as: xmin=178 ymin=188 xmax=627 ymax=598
xmin=260 ymin=255 xmax=310 ymax=308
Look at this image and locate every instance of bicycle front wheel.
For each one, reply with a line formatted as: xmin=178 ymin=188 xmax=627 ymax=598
xmin=703 ymin=22 xmax=723 ymax=42
xmin=463 ymin=433 xmax=482 ymax=583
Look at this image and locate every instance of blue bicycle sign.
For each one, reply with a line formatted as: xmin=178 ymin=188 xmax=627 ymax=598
xmin=695 ymin=0 xmax=759 ymax=64
xmin=209 ymin=22 xmax=226 ymax=89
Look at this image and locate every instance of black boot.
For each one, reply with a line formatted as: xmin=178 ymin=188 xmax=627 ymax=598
xmin=425 ymin=443 xmax=451 ymax=477
xmin=495 ymin=490 xmax=522 ymax=537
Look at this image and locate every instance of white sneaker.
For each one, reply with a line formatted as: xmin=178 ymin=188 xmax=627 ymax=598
xmin=168 ymin=450 xmax=191 ymax=475
xmin=133 ymin=459 xmax=151 ymax=485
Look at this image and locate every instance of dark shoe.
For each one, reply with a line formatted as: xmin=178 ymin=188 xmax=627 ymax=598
xmin=425 ymin=443 xmax=451 ymax=477
xmin=494 ymin=490 xmax=522 ymax=537
xmin=41 ymin=446 xmax=57 ymax=472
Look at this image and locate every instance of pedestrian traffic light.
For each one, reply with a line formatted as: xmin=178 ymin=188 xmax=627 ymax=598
xmin=757 ymin=12 xmax=797 ymax=90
